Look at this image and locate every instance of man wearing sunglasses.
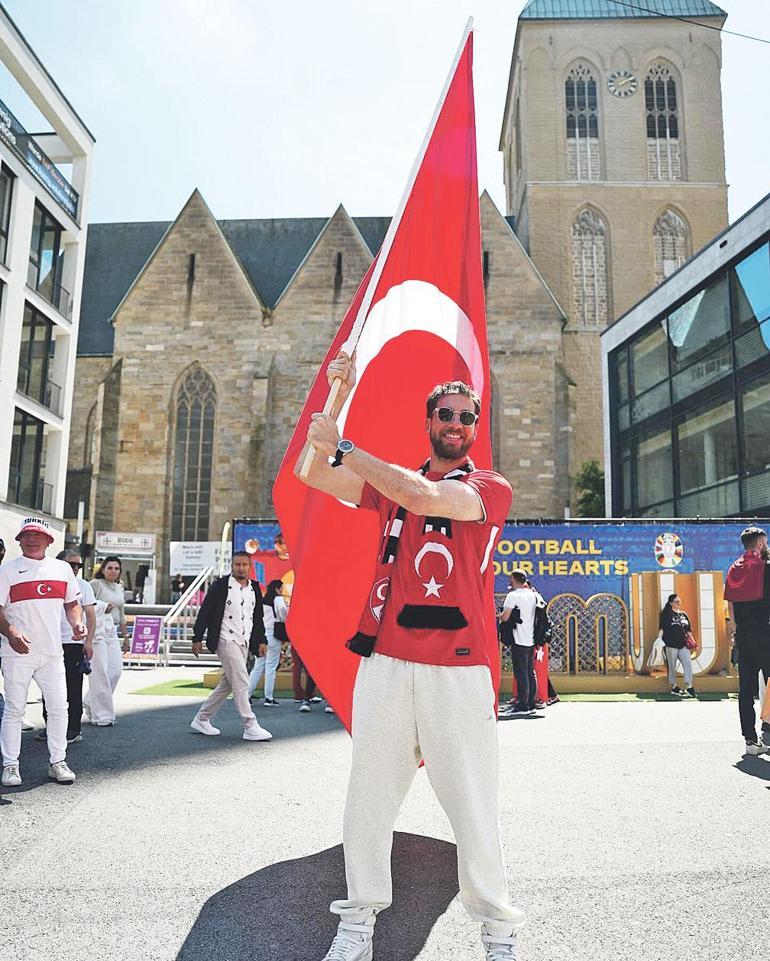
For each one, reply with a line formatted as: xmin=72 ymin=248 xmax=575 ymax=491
xmin=298 ymin=351 xmax=521 ymax=961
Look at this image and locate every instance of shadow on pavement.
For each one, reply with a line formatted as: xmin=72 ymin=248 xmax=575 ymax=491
xmin=177 ymin=832 xmax=459 ymax=961
xmin=734 ymin=756 xmax=770 ymax=784
xmin=7 ymin=696 xmax=342 ymax=795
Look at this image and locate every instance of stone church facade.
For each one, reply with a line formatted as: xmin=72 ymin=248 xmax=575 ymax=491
xmin=66 ymin=0 xmax=730 ymax=593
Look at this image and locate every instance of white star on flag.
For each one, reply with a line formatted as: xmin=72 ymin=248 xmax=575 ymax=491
xmin=423 ymin=576 xmax=444 ymax=598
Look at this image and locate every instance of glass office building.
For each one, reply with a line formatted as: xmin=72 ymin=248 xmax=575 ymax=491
xmin=601 ymin=195 xmax=770 ymax=518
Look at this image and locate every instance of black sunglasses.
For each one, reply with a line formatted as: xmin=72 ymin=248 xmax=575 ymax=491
xmin=433 ymin=407 xmax=478 ymax=426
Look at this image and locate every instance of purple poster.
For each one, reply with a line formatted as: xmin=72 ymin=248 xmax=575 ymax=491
xmin=130 ymin=615 xmax=163 ymax=656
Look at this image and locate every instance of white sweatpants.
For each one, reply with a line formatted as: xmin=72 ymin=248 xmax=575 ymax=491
xmin=1 ymin=651 xmax=68 ymax=765
xmin=331 ymin=653 xmax=525 ymax=938
xmin=85 ymin=636 xmax=123 ymax=725
xmin=248 ymin=629 xmax=281 ymax=699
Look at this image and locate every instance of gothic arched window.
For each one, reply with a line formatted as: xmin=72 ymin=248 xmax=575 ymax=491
xmin=172 ymin=366 xmax=216 ymax=541
xmin=565 ymin=63 xmax=600 ymax=181
xmin=571 ymin=209 xmax=610 ymax=327
xmin=645 ymin=63 xmax=682 ymax=181
xmin=653 ymin=209 xmax=689 ymax=284
xmin=84 ymin=403 xmax=97 ymax=467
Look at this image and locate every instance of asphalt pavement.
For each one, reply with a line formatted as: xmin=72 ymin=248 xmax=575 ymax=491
xmin=1 ymin=667 xmax=768 ymax=961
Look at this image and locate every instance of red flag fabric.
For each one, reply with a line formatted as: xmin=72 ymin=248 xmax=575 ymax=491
xmin=273 ymin=27 xmax=495 ymax=731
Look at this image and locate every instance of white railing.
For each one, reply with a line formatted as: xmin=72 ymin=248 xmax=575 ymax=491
xmin=162 ymin=565 xmax=215 ymax=666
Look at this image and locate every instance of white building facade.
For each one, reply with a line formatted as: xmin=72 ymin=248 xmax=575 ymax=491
xmin=0 ymin=6 xmax=94 ymax=554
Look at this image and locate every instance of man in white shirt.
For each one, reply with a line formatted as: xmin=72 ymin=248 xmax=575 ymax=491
xmin=500 ymin=570 xmax=541 ymax=717
xmin=190 ymin=552 xmax=271 ymax=741
xmin=0 ymin=518 xmax=85 ymax=786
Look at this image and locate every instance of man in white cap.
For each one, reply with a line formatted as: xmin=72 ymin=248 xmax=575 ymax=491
xmin=0 ymin=517 xmax=85 ymax=786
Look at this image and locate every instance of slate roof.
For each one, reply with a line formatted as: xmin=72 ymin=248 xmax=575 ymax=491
xmin=520 ymin=0 xmax=726 ymax=19
xmin=77 ymin=210 xmax=517 ymax=357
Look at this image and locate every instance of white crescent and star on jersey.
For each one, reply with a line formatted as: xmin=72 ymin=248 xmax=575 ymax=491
xmin=414 ymin=541 xmax=454 ymax=598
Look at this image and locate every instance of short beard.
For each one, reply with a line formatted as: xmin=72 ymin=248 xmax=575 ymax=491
xmin=430 ymin=432 xmax=474 ymax=462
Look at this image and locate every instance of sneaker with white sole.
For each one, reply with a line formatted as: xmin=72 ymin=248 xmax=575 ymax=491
xmin=309 ymin=696 xmax=323 ymax=704
xmin=67 ymin=734 xmax=83 ymax=744
xmin=322 ymin=916 xmax=375 ymax=961
xmin=325 ymin=705 xmax=335 ymax=714
xmin=481 ymin=928 xmax=520 ymax=961
xmin=299 ymin=700 xmax=311 ymax=713
xmin=243 ymin=722 xmax=272 ymax=741
xmin=190 ymin=716 xmax=220 ymax=736
xmin=48 ymin=761 xmax=76 ymax=784
xmin=264 ymin=698 xmax=280 ymax=707
xmin=745 ymin=739 xmax=767 ymax=756
xmin=1 ymin=763 xmax=22 ymax=787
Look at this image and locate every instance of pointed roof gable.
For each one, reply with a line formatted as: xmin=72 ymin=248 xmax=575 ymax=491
xmin=77 ymin=208 xmax=391 ymax=356
xmin=520 ymin=0 xmax=726 ymax=19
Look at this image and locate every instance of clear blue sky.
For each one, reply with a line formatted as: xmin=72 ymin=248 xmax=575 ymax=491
xmin=2 ymin=0 xmax=768 ymax=225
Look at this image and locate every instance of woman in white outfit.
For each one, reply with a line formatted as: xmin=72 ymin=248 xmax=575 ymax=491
xmin=85 ymin=556 xmax=128 ymax=725
xmin=248 ymin=579 xmax=287 ymax=707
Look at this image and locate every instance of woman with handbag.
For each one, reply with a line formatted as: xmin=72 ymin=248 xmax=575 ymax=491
xmin=248 ymin=580 xmax=287 ymax=706
xmin=658 ymin=594 xmax=697 ymax=698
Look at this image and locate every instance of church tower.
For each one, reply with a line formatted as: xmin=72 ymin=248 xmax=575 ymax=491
xmin=500 ymin=0 xmax=729 ymax=480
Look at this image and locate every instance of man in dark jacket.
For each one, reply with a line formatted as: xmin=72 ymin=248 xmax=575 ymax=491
xmin=190 ymin=552 xmax=272 ymax=741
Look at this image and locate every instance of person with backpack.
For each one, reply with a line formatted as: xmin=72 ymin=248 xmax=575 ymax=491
xmin=499 ymin=570 xmax=545 ymax=717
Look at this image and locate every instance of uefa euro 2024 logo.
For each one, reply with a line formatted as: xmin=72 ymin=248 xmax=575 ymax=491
xmin=654 ymin=532 xmax=683 ymax=568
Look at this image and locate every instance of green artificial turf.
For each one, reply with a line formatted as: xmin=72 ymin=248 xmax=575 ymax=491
xmin=131 ymin=679 xmax=297 ymax=698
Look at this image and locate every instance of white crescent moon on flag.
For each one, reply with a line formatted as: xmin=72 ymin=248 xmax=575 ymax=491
xmin=337 ymin=280 xmax=485 ymax=436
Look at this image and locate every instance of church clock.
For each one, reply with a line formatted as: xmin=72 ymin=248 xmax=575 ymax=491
xmin=607 ymin=70 xmax=638 ymax=98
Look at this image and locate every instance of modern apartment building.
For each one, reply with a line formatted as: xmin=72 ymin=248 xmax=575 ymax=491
xmin=0 ymin=5 xmax=94 ymax=553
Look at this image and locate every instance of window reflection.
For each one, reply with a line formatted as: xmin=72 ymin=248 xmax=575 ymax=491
xmin=669 ymin=275 xmax=730 ymax=371
xmin=631 ymin=324 xmax=668 ymax=394
xmin=677 ymin=398 xmax=737 ymax=497
xmin=636 ymin=429 xmax=673 ymax=509
xmin=734 ymin=242 xmax=770 ymax=331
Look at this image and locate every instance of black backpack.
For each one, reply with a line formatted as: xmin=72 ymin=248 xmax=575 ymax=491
xmin=533 ymin=604 xmax=552 ymax=647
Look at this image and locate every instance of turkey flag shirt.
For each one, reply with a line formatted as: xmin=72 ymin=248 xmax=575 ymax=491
xmin=0 ymin=555 xmax=80 ymax=659
xmin=359 ymin=469 xmax=511 ymax=667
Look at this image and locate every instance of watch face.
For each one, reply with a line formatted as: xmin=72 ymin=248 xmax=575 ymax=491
xmin=338 ymin=440 xmax=354 ymax=454
xmin=608 ymin=70 xmax=637 ymax=98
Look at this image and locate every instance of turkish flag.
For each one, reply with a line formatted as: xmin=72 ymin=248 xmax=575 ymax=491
xmin=273 ymin=26 xmax=495 ymax=730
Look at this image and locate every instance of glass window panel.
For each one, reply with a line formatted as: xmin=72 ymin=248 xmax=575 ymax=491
xmin=614 ymin=349 xmax=629 ymax=404
xmin=636 ymin=428 xmax=673 ymax=509
xmin=638 ymin=501 xmax=675 ymax=518
xmin=172 ymin=367 xmax=216 ymax=541
xmin=734 ymin=242 xmax=770 ymax=333
xmin=619 ymin=443 xmax=632 ymax=514
xmin=631 ymin=325 xmax=668 ymax=395
xmin=740 ymin=377 xmax=770 ymax=478
xmin=671 ymin=341 xmax=732 ymax=402
xmin=668 ymin=275 xmax=730 ymax=371
xmin=631 ymin=382 xmax=669 ymax=423
xmin=618 ymin=403 xmax=630 ymax=431
xmin=735 ymin=319 xmax=770 ymax=370
xmin=677 ymin=481 xmax=739 ymax=517
xmin=677 ymin=398 xmax=737 ymax=498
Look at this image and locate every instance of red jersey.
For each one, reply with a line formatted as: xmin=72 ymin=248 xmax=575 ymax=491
xmin=359 ymin=469 xmax=511 ymax=667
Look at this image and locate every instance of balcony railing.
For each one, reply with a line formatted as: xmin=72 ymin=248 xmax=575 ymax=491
xmin=0 ymin=97 xmax=79 ymax=220
xmin=8 ymin=470 xmax=54 ymax=514
xmin=27 ymin=259 xmax=73 ymax=319
xmin=17 ymin=363 xmax=63 ymax=416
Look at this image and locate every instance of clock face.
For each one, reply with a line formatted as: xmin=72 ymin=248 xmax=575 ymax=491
xmin=608 ymin=70 xmax=638 ymax=98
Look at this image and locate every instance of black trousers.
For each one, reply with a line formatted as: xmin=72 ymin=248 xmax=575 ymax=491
xmin=735 ymin=628 xmax=770 ymax=741
xmin=511 ymin=644 xmax=536 ymax=711
xmin=42 ymin=644 xmax=86 ymax=738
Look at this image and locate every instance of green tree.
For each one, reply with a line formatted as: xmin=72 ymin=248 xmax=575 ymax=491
xmin=574 ymin=460 xmax=605 ymax=517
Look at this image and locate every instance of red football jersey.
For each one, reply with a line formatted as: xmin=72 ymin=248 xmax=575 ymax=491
xmin=359 ymin=469 xmax=511 ymax=667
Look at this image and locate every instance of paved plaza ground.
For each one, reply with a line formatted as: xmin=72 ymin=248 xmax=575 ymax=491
xmin=1 ymin=667 xmax=768 ymax=961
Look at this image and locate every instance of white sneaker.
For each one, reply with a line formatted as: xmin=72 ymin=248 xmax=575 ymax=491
xmin=322 ymin=916 xmax=375 ymax=960
xmin=325 ymin=705 xmax=335 ymax=714
xmin=481 ymin=928 xmax=520 ymax=960
xmin=299 ymin=700 xmax=311 ymax=713
xmin=1 ymin=764 xmax=22 ymax=787
xmin=48 ymin=761 xmax=76 ymax=784
xmin=190 ymin=716 xmax=220 ymax=736
xmin=21 ymin=718 xmax=34 ymax=732
xmin=243 ymin=721 xmax=272 ymax=741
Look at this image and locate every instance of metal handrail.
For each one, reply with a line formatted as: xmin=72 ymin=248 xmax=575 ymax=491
xmin=162 ymin=565 xmax=214 ymax=666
